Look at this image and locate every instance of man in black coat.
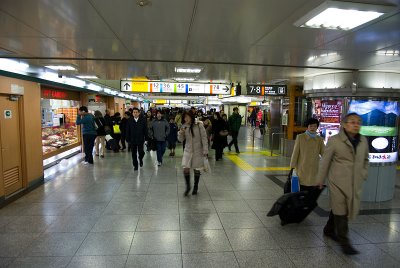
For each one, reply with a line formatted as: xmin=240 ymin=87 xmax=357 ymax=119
xmin=126 ymin=108 xmax=148 ymax=170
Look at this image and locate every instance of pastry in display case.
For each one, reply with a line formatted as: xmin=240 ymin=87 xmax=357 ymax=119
xmin=41 ymin=123 xmax=80 ymax=156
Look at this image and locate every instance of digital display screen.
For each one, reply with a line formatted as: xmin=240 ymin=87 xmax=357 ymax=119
xmin=348 ymin=100 xmax=399 ymax=163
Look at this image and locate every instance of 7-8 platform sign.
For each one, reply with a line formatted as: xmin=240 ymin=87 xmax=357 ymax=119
xmin=246 ymin=84 xmax=287 ymax=96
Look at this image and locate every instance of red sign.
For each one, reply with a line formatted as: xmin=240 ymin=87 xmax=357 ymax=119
xmin=42 ymin=89 xmax=68 ymax=99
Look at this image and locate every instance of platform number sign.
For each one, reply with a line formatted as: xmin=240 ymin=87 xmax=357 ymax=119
xmin=248 ymin=85 xmax=262 ymax=95
xmin=246 ymin=84 xmax=287 ymax=96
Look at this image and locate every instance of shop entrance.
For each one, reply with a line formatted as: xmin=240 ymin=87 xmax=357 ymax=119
xmin=0 ymin=94 xmax=23 ymax=196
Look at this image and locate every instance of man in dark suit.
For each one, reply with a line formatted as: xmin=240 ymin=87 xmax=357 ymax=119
xmin=126 ymin=108 xmax=148 ymax=170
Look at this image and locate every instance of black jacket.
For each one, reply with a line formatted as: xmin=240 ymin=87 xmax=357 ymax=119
xmin=120 ymin=117 xmax=129 ymax=136
xmin=94 ymin=117 xmax=107 ymax=136
xmin=126 ymin=116 xmax=148 ymax=145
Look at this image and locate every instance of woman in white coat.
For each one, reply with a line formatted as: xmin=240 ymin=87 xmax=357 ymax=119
xmin=178 ymin=111 xmax=209 ymax=196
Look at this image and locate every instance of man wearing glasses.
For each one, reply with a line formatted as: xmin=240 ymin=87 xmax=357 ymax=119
xmin=317 ymin=113 xmax=369 ymax=255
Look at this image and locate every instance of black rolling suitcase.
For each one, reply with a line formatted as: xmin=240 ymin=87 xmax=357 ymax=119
xmin=105 ymin=135 xmax=120 ymax=152
xmin=267 ymin=187 xmax=324 ymax=226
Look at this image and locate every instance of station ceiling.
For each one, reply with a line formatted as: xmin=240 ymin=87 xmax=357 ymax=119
xmin=0 ymin=0 xmax=399 ymax=90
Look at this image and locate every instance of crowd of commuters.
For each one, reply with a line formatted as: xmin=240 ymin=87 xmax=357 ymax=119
xmin=77 ymin=106 xmax=243 ymax=167
xmin=76 ymin=104 xmax=369 ymax=255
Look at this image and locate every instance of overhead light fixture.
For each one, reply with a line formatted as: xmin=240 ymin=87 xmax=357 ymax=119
xmin=294 ymin=1 xmax=392 ymax=30
xmin=76 ymin=75 xmax=99 ymax=79
xmin=307 ymin=52 xmax=338 ymax=61
xmin=174 ymin=77 xmax=196 ymax=82
xmin=174 ymin=67 xmax=202 ymax=74
xmin=0 ymin=59 xmax=29 ymax=71
xmin=45 ymin=65 xmax=77 ymax=71
xmin=376 ymin=50 xmax=399 ymax=56
xmin=87 ymin=83 xmax=102 ymax=92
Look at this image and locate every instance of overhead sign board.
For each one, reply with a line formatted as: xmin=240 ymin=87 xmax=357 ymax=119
xmin=246 ymin=84 xmax=287 ymax=96
xmin=121 ymin=80 xmax=231 ymax=95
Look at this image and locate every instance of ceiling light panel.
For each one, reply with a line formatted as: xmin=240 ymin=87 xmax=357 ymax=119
xmin=174 ymin=77 xmax=196 ymax=81
xmin=77 ymin=75 xmax=99 ymax=79
xmin=376 ymin=50 xmax=399 ymax=56
xmin=45 ymin=65 xmax=77 ymax=71
xmin=295 ymin=1 xmax=393 ymax=30
xmin=175 ymin=67 xmax=202 ymax=73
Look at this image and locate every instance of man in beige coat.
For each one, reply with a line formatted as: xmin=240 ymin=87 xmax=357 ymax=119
xmin=317 ymin=113 xmax=369 ymax=255
xmin=290 ymin=118 xmax=325 ymax=190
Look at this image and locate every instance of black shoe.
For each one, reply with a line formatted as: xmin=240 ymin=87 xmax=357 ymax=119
xmin=341 ymin=244 xmax=359 ymax=255
xmin=134 ymin=166 xmax=138 ymax=171
xmin=323 ymin=229 xmax=338 ymax=241
xmin=140 ymin=160 xmax=143 ymax=167
xmin=236 ymin=151 xmax=240 ymax=154
xmin=228 ymin=146 xmax=231 ymax=151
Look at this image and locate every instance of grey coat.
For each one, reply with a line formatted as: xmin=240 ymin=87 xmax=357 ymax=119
xmin=150 ymin=118 xmax=170 ymax=142
xmin=178 ymin=121 xmax=208 ymax=169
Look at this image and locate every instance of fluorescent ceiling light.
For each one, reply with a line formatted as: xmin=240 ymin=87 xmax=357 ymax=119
xmin=87 ymin=83 xmax=102 ymax=92
xmin=76 ymin=75 xmax=99 ymax=79
xmin=295 ymin=1 xmax=392 ymax=30
xmin=175 ymin=67 xmax=202 ymax=73
xmin=45 ymin=65 xmax=77 ymax=71
xmin=376 ymin=50 xmax=399 ymax=56
xmin=174 ymin=77 xmax=196 ymax=81
xmin=307 ymin=52 xmax=338 ymax=61
xmin=0 ymin=59 xmax=29 ymax=71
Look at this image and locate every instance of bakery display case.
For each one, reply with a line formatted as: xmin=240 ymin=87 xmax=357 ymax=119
xmin=42 ymin=123 xmax=81 ymax=158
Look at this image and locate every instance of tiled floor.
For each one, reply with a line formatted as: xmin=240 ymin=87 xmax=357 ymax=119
xmin=0 ymin=129 xmax=400 ymax=267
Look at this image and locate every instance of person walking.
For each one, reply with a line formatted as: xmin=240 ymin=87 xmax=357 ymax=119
xmin=104 ymin=109 xmax=113 ymax=150
xmin=212 ymin=112 xmax=229 ymax=161
xmin=120 ymin=111 xmax=131 ymax=151
xmin=202 ymin=115 xmax=213 ymax=149
xmin=126 ymin=108 xmax=148 ymax=171
xmin=228 ymin=107 xmax=242 ymax=154
xmin=150 ymin=111 xmax=170 ymax=166
xmin=316 ymin=113 xmax=369 ymax=255
xmin=178 ymin=111 xmax=208 ymax=196
xmin=290 ymin=118 xmax=325 ymax=191
xmin=76 ymin=106 xmax=97 ymax=165
xmin=94 ymin=110 xmax=107 ymax=158
xmin=168 ymin=116 xmax=178 ymax=156
xmin=112 ymin=112 xmax=122 ymax=152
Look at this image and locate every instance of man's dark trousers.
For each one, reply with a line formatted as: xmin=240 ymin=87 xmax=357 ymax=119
xmin=228 ymin=131 xmax=239 ymax=152
xmin=131 ymin=143 xmax=145 ymax=168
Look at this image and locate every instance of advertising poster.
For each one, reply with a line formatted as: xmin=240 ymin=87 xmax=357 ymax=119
xmin=313 ymin=99 xmax=343 ymax=143
xmin=348 ymin=100 xmax=399 ymax=163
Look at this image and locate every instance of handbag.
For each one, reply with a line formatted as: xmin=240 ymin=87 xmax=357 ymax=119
xmin=203 ymin=157 xmax=211 ymax=173
xmin=283 ymin=168 xmax=294 ymax=194
xmin=219 ymin=130 xmax=229 ymax=136
xmin=113 ymin=125 xmax=121 ymax=134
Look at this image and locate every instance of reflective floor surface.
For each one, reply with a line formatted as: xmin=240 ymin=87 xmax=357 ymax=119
xmin=1 ymin=128 xmax=400 ymax=268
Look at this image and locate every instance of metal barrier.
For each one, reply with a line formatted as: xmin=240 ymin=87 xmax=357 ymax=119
xmin=270 ymin=132 xmax=285 ymax=156
xmin=252 ymin=127 xmax=258 ymax=148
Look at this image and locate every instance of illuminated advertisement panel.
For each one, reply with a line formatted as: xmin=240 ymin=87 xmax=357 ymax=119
xmin=313 ymin=99 xmax=343 ymax=144
xmin=348 ymin=100 xmax=399 ymax=163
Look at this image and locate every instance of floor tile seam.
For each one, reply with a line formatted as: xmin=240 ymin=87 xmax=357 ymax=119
xmin=282 ymin=247 xmax=340 ymax=268
xmin=349 ymin=225 xmax=399 ymax=244
xmin=176 ymin=182 xmax=184 ymax=268
xmin=12 ymin=216 xmax=56 ymax=259
xmin=206 ymin=191 xmax=242 ymax=266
